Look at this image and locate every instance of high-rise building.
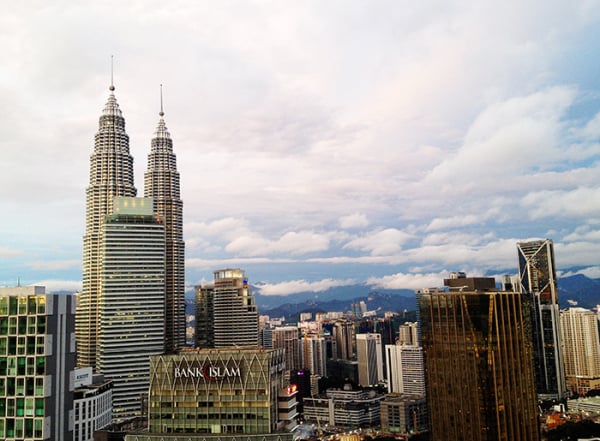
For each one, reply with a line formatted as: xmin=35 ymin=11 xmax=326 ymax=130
xmin=0 ymin=286 xmax=76 ymax=441
xmin=273 ymin=326 xmax=300 ymax=372
xmin=300 ymin=335 xmax=327 ymax=377
xmin=78 ymin=80 xmax=137 ymax=369
xmin=144 ymin=90 xmax=185 ymax=353
xmin=96 ymin=197 xmax=166 ymax=421
xmin=397 ymin=322 xmax=419 ymax=346
xmin=419 ymin=276 xmax=540 ymax=441
xmin=560 ymin=307 xmax=600 ymax=394
xmin=194 ymin=269 xmax=259 ymax=348
xmin=518 ymin=239 xmax=567 ymax=402
xmin=333 ymin=320 xmax=354 ymax=360
xmin=194 ymin=283 xmax=214 ymax=348
xmin=385 ymin=344 xmax=425 ymax=396
xmin=356 ymin=333 xmax=383 ymax=387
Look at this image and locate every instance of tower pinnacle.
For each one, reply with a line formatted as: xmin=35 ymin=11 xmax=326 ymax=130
xmin=159 ymin=84 xmax=164 ymax=117
xmin=109 ymin=55 xmax=115 ymax=91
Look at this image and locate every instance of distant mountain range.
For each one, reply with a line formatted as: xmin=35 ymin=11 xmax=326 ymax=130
xmin=185 ymin=274 xmax=600 ymax=321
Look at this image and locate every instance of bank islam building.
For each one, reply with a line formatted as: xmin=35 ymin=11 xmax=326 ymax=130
xmin=125 ymin=347 xmax=298 ymax=441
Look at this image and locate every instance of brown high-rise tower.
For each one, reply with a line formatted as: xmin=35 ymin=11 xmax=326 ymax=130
xmin=419 ymin=275 xmax=540 ymax=441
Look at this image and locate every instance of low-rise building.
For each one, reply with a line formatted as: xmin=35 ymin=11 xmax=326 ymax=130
xmin=303 ymin=386 xmax=384 ymax=429
xmin=73 ymin=367 xmax=112 ymax=441
xmin=380 ymin=393 xmax=427 ymax=435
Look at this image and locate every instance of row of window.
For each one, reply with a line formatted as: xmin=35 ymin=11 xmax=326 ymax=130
xmin=0 ymin=357 xmax=45 ymax=377
xmin=0 ymin=397 xmax=44 ymax=417
xmin=0 ymin=297 xmax=46 ymax=317
xmin=0 ymin=417 xmax=44 ymax=439
xmin=0 ymin=316 xmax=46 ymax=336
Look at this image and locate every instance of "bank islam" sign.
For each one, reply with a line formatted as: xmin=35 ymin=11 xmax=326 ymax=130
xmin=174 ymin=364 xmax=241 ymax=381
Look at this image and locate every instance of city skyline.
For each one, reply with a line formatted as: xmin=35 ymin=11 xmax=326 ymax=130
xmin=2 ymin=2 xmax=600 ymax=296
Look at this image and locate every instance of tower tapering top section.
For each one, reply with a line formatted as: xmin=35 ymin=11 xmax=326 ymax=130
xmin=102 ymin=55 xmax=123 ymax=118
xmin=153 ymin=84 xmax=171 ymax=141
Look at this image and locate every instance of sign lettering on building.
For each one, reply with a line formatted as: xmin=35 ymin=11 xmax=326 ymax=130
xmin=174 ymin=364 xmax=241 ymax=381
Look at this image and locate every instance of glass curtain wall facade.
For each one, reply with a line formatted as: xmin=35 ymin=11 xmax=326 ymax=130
xmin=518 ymin=239 xmax=567 ymax=402
xmin=0 ymin=287 xmax=75 ymax=441
xmin=419 ymin=282 xmax=540 ymax=441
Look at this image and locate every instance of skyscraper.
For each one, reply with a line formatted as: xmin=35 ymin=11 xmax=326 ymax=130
xmin=397 ymin=322 xmax=419 ymax=346
xmin=333 ymin=319 xmax=354 ymax=360
xmin=96 ymin=197 xmax=165 ymax=420
xmin=194 ymin=283 xmax=214 ymax=348
xmin=518 ymin=239 xmax=567 ymax=402
xmin=560 ymin=307 xmax=600 ymax=394
xmin=385 ymin=343 xmax=425 ymax=396
xmin=300 ymin=335 xmax=327 ymax=377
xmin=273 ymin=326 xmax=300 ymax=372
xmin=194 ymin=269 xmax=259 ymax=348
xmin=78 ymin=79 xmax=137 ymax=369
xmin=356 ymin=333 xmax=383 ymax=387
xmin=144 ymin=89 xmax=185 ymax=353
xmin=419 ymin=276 xmax=540 ymax=441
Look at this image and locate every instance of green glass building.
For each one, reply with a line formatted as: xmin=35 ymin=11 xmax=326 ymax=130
xmin=0 ymin=286 xmax=75 ymax=441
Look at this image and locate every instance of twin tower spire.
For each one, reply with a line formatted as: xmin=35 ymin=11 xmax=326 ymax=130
xmin=77 ymin=73 xmax=185 ymax=370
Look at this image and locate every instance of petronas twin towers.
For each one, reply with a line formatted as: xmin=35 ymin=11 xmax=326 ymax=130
xmin=76 ymin=78 xmax=185 ymax=379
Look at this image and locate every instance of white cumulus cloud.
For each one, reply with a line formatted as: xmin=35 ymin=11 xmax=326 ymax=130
xmin=255 ymin=278 xmax=356 ymax=296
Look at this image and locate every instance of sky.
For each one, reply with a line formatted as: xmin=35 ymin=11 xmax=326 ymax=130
xmin=1 ymin=1 xmax=600 ymax=296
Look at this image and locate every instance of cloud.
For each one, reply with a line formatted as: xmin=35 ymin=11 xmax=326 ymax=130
xmin=1 ymin=2 xmax=600 ymax=289
xmin=366 ymin=271 xmax=450 ymax=290
xmin=562 ymin=225 xmax=600 ymax=242
xmin=26 ymin=260 xmax=81 ymax=271
xmin=0 ymin=247 xmax=23 ymax=258
xmin=521 ymin=187 xmax=600 ymax=219
xmin=339 ymin=213 xmax=369 ymax=229
xmin=186 ymin=257 xmax=296 ymax=271
xmin=421 ymin=87 xmax=575 ymax=195
xmin=343 ymin=228 xmax=412 ymax=256
xmin=226 ymin=231 xmax=331 ymax=256
xmin=255 ymin=278 xmax=356 ymax=296
xmin=561 ymin=266 xmax=600 ymax=279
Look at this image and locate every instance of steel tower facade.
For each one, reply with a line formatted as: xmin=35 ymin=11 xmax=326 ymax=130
xmin=518 ymin=239 xmax=567 ymax=402
xmin=77 ymin=83 xmax=137 ymax=368
xmin=144 ymin=97 xmax=185 ymax=352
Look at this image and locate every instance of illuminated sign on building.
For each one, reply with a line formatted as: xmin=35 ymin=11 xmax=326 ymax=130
xmin=174 ymin=364 xmax=241 ymax=381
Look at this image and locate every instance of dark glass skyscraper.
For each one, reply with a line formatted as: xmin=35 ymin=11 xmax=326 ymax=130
xmin=144 ymin=92 xmax=185 ymax=352
xmin=419 ymin=276 xmax=540 ymax=441
xmin=518 ymin=239 xmax=567 ymax=402
xmin=77 ymin=81 xmax=137 ymax=369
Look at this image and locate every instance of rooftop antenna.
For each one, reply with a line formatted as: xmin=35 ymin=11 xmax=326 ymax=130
xmin=109 ymin=55 xmax=115 ymax=91
xmin=159 ymin=84 xmax=164 ymax=117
